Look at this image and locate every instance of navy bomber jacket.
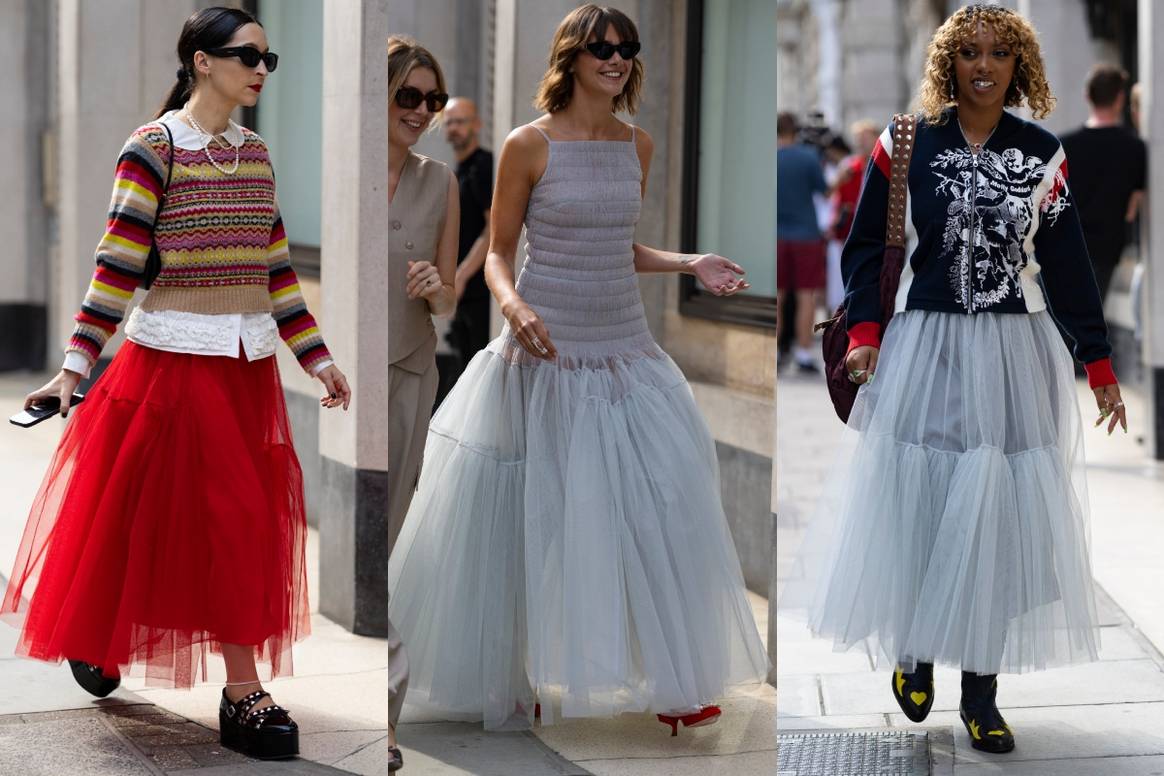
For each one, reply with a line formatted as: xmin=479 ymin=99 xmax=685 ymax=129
xmin=842 ymin=107 xmax=1117 ymax=388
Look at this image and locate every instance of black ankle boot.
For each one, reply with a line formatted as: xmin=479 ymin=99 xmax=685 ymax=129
xmin=68 ymin=660 xmax=120 ymax=698
xmin=891 ymin=662 xmax=935 ymax=722
xmin=959 ymin=672 xmax=1014 ymax=754
xmin=219 ymin=689 xmax=299 ymax=760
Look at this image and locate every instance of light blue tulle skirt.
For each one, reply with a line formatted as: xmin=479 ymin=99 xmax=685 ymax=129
xmin=784 ymin=309 xmax=1100 ymax=675
xmin=387 ymin=336 xmax=770 ymax=730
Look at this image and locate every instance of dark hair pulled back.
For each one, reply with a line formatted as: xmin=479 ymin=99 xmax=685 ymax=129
xmin=154 ymin=6 xmax=262 ymax=118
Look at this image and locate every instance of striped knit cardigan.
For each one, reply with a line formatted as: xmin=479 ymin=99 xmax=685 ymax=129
xmin=68 ymin=123 xmax=332 ymax=374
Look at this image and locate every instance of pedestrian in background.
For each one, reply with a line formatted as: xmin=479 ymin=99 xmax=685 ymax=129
xmin=1 ymin=6 xmax=350 ymax=760
xmin=793 ymin=3 xmax=1127 ymax=756
xmin=1061 ymin=63 xmax=1146 ymax=305
xmin=777 ymin=111 xmax=828 ymax=372
xmin=387 ymin=3 xmax=767 ymax=736
xmin=826 ymin=120 xmax=879 ymax=311
xmin=439 ymin=97 xmax=494 ymax=398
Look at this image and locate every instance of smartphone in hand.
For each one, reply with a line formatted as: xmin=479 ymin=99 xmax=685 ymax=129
xmin=9 ymin=393 xmax=85 ymax=428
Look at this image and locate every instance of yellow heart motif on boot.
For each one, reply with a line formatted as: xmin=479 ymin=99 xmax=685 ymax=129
xmin=910 ymin=691 xmax=927 ymax=706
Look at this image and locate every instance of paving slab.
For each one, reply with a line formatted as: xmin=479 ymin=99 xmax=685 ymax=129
xmin=774 ymin=619 xmax=876 ymax=675
xmin=775 ymin=713 xmax=890 ymax=731
xmin=888 ymin=701 xmax=1164 ymax=765
xmin=954 ymin=754 xmax=1164 ymax=775
xmin=0 ymin=655 xmax=147 ymax=715
xmin=389 ymin=722 xmax=589 ymax=775
xmin=0 ymin=716 xmax=154 ymax=776
xmin=170 ymin=762 xmax=355 ymax=775
xmin=820 ymin=660 xmax=1164 ymax=716
xmin=775 ymin=674 xmax=821 ymax=718
xmin=580 ymin=749 xmax=777 ymax=775
xmin=298 ymin=729 xmax=386 ymax=771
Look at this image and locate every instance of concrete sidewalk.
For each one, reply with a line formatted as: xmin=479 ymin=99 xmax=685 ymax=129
xmin=0 ymin=371 xmax=775 ymax=775
xmin=776 ymin=369 xmax=1164 ymax=775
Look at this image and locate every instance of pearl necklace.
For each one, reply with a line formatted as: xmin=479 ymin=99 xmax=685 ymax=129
xmin=184 ymin=110 xmax=240 ymax=175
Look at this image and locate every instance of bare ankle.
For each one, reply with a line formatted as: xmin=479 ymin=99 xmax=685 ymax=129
xmin=224 ymin=681 xmax=263 ymax=703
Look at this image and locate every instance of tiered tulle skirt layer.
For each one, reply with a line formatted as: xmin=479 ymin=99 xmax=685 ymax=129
xmin=387 ymin=337 xmax=770 ymax=730
xmin=1 ymin=343 xmax=310 ymax=687
xmin=790 ymin=310 xmax=1099 ymax=674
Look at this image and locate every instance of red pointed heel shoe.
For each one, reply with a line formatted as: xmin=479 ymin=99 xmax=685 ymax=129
xmin=657 ymin=705 xmax=722 ymax=736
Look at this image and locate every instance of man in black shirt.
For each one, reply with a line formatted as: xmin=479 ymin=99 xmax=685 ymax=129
xmin=1061 ymin=64 xmax=1146 ymax=304
xmin=440 ymin=97 xmax=494 ymax=393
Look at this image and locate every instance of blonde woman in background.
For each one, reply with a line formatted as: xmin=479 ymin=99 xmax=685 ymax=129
xmin=384 ymin=34 xmax=459 ymax=772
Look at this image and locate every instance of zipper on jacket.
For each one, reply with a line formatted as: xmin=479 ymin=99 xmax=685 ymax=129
xmin=967 ymin=152 xmax=978 ymax=313
xmin=957 ymin=117 xmax=997 ymax=314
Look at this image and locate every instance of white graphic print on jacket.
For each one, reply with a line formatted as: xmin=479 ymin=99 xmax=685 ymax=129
xmin=930 ymin=146 xmax=1069 ymax=311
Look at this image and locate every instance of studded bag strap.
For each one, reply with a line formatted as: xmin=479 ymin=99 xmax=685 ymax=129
xmin=885 ymin=113 xmax=916 ymax=249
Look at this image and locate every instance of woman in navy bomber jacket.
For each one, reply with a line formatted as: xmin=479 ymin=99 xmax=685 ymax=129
xmin=805 ymin=4 xmax=1128 ymax=755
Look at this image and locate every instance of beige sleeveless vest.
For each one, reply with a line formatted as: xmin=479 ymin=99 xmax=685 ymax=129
xmin=389 ymin=151 xmax=449 ymax=370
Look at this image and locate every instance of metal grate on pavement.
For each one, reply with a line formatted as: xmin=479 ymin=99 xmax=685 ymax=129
xmin=777 ymin=730 xmax=930 ymax=776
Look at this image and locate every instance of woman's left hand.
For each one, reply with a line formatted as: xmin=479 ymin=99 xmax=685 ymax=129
xmin=317 ymin=365 xmax=351 ymax=410
xmin=690 ymin=254 xmax=751 ymax=296
xmin=407 ymin=260 xmax=444 ymax=300
xmin=1093 ymin=383 xmax=1128 ymax=435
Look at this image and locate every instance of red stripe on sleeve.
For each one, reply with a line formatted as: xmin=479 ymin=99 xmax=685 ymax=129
xmin=871 ymin=140 xmax=891 ymax=179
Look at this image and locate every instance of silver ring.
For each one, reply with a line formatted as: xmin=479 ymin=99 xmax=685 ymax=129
xmin=1112 ymin=401 xmax=1125 ymax=409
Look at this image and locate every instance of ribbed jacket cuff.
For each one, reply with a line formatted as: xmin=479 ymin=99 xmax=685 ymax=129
xmin=846 ymin=322 xmax=881 ymax=354
xmin=1084 ymin=357 xmax=1117 ymax=389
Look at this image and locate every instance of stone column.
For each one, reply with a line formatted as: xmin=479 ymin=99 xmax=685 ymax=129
xmin=839 ymin=0 xmax=906 ymax=125
xmin=1017 ymin=0 xmax=1096 ymax=135
xmin=0 ymin=0 xmax=51 ymax=371
xmin=769 ymin=368 xmax=778 ymax=685
xmin=317 ymin=0 xmax=392 ymax=636
xmin=54 ymin=0 xmax=199 ymax=374
xmin=1138 ymin=0 xmax=1164 ymax=457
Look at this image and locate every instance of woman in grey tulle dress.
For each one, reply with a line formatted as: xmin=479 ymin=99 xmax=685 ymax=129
xmin=386 ymin=4 xmax=769 ymax=734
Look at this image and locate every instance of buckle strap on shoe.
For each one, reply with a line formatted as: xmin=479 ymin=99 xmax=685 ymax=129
xmin=244 ymin=703 xmax=290 ymax=728
xmin=230 ymin=690 xmax=271 ymax=720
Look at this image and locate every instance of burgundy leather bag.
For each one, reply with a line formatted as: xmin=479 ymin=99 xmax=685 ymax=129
xmin=815 ymin=113 xmax=916 ymax=424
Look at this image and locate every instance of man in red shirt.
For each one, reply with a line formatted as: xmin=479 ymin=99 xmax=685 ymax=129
xmin=826 ymin=120 xmax=880 ymax=311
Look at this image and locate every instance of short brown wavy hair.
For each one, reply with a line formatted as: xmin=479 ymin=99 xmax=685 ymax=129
xmin=534 ymin=5 xmax=644 ymax=115
xmin=917 ymin=4 xmax=1054 ymax=124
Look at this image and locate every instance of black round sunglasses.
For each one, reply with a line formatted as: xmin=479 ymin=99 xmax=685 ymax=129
xmin=584 ymin=40 xmax=641 ymax=61
xmin=395 ymin=86 xmax=450 ymax=113
xmin=207 ymin=46 xmax=279 ymax=72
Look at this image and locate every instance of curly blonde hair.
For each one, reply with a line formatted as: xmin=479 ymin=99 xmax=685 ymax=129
xmin=534 ymin=5 xmax=644 ymax=115
xmin=917 ymin=4 xmax=1054 ymax=124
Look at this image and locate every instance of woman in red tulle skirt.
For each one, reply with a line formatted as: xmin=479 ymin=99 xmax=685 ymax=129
xmin=4 ymin=344 xmax=314 ymax=686
xmin=1 ymin=8 xmax=351 ymax=761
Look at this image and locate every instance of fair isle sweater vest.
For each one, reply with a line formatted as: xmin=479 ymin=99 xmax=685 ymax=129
xmin=68 ymin=123 xmax=331 ymax=374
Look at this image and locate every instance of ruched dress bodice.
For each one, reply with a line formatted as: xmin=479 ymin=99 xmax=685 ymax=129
xmin=511 ymin=137 xmax=657 ymax=360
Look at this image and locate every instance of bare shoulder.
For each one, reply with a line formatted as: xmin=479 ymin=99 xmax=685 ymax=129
xmin=504 ymin=124 xmax=550 ymax=154
xmin=500 ymin=124 xmax=550 ymax=185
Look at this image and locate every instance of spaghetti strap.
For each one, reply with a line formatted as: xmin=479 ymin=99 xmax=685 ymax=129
xmin=629 ymin=124 xmax=636 ymax=143
xmin=529 ymin=124 xmax=552 ymax=143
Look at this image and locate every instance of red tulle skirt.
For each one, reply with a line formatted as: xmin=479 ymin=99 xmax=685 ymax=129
xmin=1 ymin=342 xmax=310 ymax=688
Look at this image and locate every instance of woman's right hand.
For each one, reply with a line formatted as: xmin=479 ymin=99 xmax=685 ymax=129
xmin=25 ymin=369 xmax=84 ymax=418
xmin=844 ymin=346 xmax=879 ymax=386
xmin=502 ymin=298 xmax=557 ymax=361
